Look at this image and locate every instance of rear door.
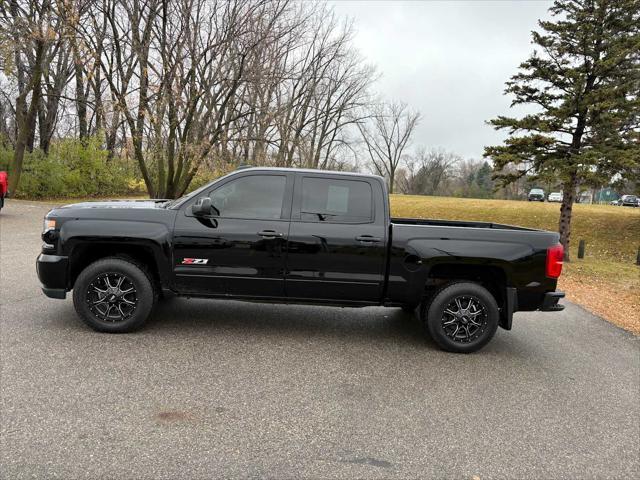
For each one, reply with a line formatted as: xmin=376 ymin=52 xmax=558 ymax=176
xmin=285 ymin=174 xmax=387 ymax=303
xmin=173 ymin=172 xmax=293 ymax=298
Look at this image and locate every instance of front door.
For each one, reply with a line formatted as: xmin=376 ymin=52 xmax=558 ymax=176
xmin=173 ymin=173 xmax=293 ymax=298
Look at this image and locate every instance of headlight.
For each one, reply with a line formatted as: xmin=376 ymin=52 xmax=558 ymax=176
xmin=43 ymin=218 xmax=56 ymax=233
xmin=42 ymin=217 xmax=58 ymax=248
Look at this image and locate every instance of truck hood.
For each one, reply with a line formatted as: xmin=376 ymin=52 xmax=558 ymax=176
xmin=58 ymin=199 xmax=169 ymax=210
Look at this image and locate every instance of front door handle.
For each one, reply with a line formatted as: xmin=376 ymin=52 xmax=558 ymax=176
xmin=356 ymin=235 xmax=381 ymax=243
xmin=257 ymin=230 xmax=284 ymax=239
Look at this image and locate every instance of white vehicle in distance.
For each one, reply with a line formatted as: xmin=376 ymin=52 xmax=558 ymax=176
xmin=548 ymin=192 xmax=563 ymax=202
xmin=616 ymin=194 xmax=639 ymax=207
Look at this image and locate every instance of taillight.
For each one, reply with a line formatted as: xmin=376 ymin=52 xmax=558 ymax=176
xmin=546 ymin=244 xmax=564 ymax=278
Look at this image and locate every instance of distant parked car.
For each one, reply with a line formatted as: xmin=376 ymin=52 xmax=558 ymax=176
xmin=547 ymin=192 xmax=562 ymax=203
xmin=528 ymin=188 xmax=545 ymax=202
xmin=617 ymin=195 xmax=638 ymax=207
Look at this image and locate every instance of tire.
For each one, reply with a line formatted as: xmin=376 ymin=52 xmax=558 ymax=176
xmin=72 ymin=257 xmax=157 ymax=333
xmin=421 ymin=282 xmax=499 ymax=353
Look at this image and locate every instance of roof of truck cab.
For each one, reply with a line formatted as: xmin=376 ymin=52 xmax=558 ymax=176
xmin=168 ymin=167 xmax=387 ymax=210
xmin=234 ymin=167 xmax=384 ymax=180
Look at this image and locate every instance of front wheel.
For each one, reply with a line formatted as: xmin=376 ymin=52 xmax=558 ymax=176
xmin=72 ymin=257 xmax=157 ymax=333
xmin=421 ymin=282 xmax=499 ymax=353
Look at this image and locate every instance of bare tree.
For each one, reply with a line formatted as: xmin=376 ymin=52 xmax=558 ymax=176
xmin=398 ymin=148 xmax=460 ymax=195
xmin=0 ymin=0 xmax=61 ymax=194
xmin=0 ymin=0 xmax=379 ymax=196
xmin=37 ymin=35 xmax=73 ymax=153
xmin=358 ymin=101 xmax=420 ymax=193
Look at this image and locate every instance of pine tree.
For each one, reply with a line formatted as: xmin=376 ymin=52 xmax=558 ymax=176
xmin=475 ymin=161 xmax=494 ymax=197
xmin=485 ymin=0 xmax=640 ymax=260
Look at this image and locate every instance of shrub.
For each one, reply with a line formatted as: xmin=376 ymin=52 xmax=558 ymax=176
xmin=0 ymin=137 xmax=146 ymax=199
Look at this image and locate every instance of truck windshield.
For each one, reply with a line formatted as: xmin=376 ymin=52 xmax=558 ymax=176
xmin=164 ymin=182 xmax=216 ymax=209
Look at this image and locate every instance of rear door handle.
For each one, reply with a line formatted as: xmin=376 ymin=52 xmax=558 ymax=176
xmin=257 ymin=230 xmax=284 ymax=239
xmin=356 ymin=235 xmax=381 ymax=243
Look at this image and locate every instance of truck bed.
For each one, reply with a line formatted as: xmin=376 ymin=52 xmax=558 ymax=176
xmin=391 ymin=217 xmax=538 ymax=231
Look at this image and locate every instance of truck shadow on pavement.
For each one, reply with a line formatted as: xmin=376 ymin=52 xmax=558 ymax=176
xmin=146 ymin=298 xmax=433 ymax=348
xmin=49 ymin=297 xmax=534 ymax=355
xmin=142 ymin=298 xmax=536 ymax=355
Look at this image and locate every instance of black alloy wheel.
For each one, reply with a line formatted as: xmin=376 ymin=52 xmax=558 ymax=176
xmin=73 ymin=257 xmax=157 ymax=333
xmin=440 ymin=295 xmax=487 ymax=343
xmin=86 ymin=272 xmax=138 ymax=322
xmin=421 ymin=282 xmax=499 ymax=353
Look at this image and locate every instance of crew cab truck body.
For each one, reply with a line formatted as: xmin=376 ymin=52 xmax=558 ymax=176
xmin=37 ymin=168 xmax=565 ymax=353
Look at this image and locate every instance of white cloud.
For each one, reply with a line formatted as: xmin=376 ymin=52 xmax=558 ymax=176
xmin=330 ymin=0 xmax=553 ymax=159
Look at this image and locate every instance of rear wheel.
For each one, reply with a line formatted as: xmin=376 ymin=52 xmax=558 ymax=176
xmin=421 ymin=282 xmax=499 ymax=353
xmin=72 ymin=257 xmax=157 ymax=333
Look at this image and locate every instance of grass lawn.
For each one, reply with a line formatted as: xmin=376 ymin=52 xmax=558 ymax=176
xmin=390 ymin=195 xmax=640 ymax=334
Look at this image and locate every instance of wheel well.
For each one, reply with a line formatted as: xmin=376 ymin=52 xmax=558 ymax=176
xmin=424 ymin=263 xmax=507 ymax=309
xmin=68 ymin=243 xmax=161 ymax=290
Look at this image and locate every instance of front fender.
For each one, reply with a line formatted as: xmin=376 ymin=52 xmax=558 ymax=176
xmin=59 ymin=219 xmax=173 ymax=288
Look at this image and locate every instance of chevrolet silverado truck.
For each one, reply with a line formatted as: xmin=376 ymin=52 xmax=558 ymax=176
xmin=37 ymin=168 xmax=565 ymax=353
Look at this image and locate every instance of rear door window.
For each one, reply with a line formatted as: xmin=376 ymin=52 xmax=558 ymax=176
xmin=300 ymin=177 xmax=373 ymax=223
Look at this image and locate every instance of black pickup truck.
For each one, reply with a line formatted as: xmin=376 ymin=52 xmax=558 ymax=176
xmin=37 ymin=168 xmax=565 ymax=352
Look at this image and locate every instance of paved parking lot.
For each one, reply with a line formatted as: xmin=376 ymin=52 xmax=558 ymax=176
xmin=1 ymin=200 xmax=639 ymax=479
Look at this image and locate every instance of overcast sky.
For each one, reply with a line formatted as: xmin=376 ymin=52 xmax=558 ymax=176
xmin=330 ymin=0 xmax=553 ymax=160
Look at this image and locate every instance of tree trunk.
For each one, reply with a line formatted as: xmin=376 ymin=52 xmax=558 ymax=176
xmin=104 ymin=110 xmax=120 ymax=160
xmin=38 ymin=92 xmax=59 ymax=155
xmin=25 ymin=110 xmax=37 ymax=153
xmin=558 ymin=171 xmax=578 ymax=262
xmin=9 ymin=41 xmax=45 ymax=196
xmin=10 ymin=92 xmax=41 ymax=195
xmin=73 ymin=44 xmax=89 ymax=141
xmin=37 ymin=98 xmax=48 ymax=152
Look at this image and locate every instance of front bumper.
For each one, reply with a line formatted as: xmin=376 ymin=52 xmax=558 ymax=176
xmin=36 ymin=254 xmax=69 ymax=299
xmin=540 ymin=291 xmax=565 ymax=311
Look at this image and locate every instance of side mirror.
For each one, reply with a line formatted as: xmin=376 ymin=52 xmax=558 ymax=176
xmin=192 ymin=197 xmax=213 ymax=216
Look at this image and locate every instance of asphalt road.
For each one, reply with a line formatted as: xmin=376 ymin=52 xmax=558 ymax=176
xmin=1 ymin=199 xmax=639 ymax=479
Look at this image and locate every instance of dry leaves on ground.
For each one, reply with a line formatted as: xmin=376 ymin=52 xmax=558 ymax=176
xmin=560 ymin=271 xmax=640 ymax=335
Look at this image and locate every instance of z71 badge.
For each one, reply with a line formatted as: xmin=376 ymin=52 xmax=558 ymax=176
xmin=181 ymin=258 xmax=209 ymax=265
